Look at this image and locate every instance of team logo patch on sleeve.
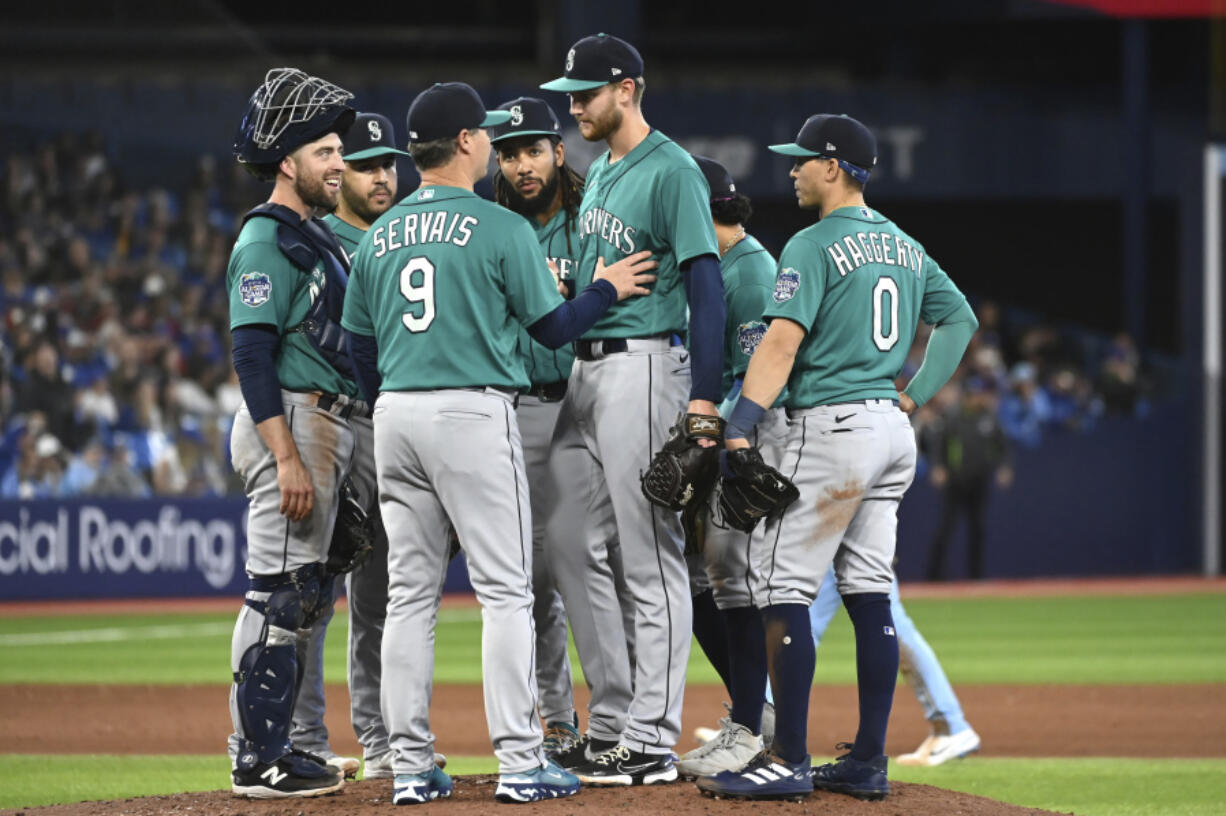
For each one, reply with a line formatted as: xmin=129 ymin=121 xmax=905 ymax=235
xmin=239 ymin=272 xmax=272 ymax=307
xmin=773 ymin=268 xmax=800 ymax=303
xmin=737 ymin=321 xmax=768 ymax=356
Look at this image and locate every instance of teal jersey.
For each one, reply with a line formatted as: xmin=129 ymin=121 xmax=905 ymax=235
xmin=573 ymin=130 xmax=718 ymax=338
xmin=321 ymin=213 xmax=366 ymax=261
xmin=764 ymin=205 xmax=970 ymax=409
xmin=226 ymin=216 xmax=357 ymax=398
xmin=341 ymin=185 xmax=564 ymax=392
xmin=720 ymin=234 xmax=776 ymax=399
xmin=518 ymin=208 xmax=579 ymax=385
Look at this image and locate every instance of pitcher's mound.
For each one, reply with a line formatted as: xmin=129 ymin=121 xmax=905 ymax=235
xmin=2 ymin=776 xmax=1068 ymax=815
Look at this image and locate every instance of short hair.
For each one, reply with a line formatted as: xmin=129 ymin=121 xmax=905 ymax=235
xmin=632 ymin=76 xmax=646 ymax=105
xmin=711 ymin=193 xmax=752 ymax=227
xmin=408 ymin=137 xmax=459 ymax=170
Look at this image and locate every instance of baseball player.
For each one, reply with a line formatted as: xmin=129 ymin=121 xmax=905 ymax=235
xmin=696 ymin=113 xmax=978 ymax=801
xmin=340 ymin=81 xmax=657 ymax=805
xmin=489 ymin=96 xmax=585 ymax=758
xmin=677 ymin=155 xmax=786 ymax=778
xmin=541 ymin=34 xmax=726 ymax=785
xmin=294 ymin=112 xmax=413 ymax=781
xmin=695 ymin=568 xmax=983 ymax=769
xmin=225 ymin=67 xmax=360 ymax=799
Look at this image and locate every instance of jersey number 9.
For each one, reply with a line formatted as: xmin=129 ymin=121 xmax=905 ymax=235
xmin=400 ymin=256 xmax=436 ymax=333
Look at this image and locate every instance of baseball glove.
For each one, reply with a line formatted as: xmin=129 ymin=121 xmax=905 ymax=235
xmin=641 ymin=413 xmax=726 ymax=511
xmin=717 ymin=448 xmax=800 ymax=534
xmin=325 ymin=477 xmax=376 ymax=575
xmin=681 ymin=499 xmax=711 ymax=556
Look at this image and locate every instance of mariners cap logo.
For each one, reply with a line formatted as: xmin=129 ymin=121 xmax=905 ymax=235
xmin=509 ymin=104 xmax=524 ymax=126
xmin=566 ymin=48 xmax=576 ymax=72
xmin=368 ymin=119 xmax=383 ymax=142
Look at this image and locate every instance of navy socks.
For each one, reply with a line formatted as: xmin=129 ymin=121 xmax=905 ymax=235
xmin=842 ymin=592 xmax=898 ymax=761
xmin=691 ymin=589 xmax=733 ymax=693
xmin=760 ymin=603 xmax=814 ymax=763
xmin=724 ymin=605 xmax=767 ymax=735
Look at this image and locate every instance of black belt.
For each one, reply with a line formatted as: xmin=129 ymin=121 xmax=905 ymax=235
xmin=520 ymin=380 xmax=568 ymax=402
xmin=316 ymin=393 xmax=372 ymax=420
xmin=573 ymin=333 xmax=681 ymax=362
xmin=786 ymin=398 xmax=900 ymax=419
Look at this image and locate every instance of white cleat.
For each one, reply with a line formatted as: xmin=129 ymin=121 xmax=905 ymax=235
xmin=325 ymin=755 xmax=361 ymax=779
xmin=897 ymin=728 xmax=981 ymax=767
xmin=677 ymin=717 xmax=762 ymax=778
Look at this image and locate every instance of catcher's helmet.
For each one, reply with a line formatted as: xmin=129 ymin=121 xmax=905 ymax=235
xmin=233 ymin=68 xmax=356 ymax=170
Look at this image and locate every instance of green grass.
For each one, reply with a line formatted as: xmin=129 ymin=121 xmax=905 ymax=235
xmin=2 ymin=594 xmax=1223 ymax=685
xmin=2 ymin=755 xmax=1224 ymax=815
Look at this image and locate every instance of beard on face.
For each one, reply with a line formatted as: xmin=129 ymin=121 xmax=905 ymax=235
xmin=503 ymin=164 xmax=560 ymax=217
xmin=579 ymin=103 xmax=623 ymax=143
xmin=341 ymin=181 xmax=392 ymax=224
xmin=294 ymin=167 xmax=338 ymax=211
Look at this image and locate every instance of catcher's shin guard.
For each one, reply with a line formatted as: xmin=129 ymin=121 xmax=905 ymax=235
xmin=233 ymin=568 xmax=326 ymax=767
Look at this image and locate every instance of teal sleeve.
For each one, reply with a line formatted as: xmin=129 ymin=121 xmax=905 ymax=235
xmin=657 ymin=166 xmax=719 ymax=263
xmin=505 ymin=219 xmax=565 ymax=327
xmin=340 ymin=245 xmax=375 ymax=336
xmin=227 ymin=242 xmax=298 ymax=331
xmin=918 ymin=255 xmax=969 ymax=326
xmin=902 ymin=301 xmax=979 ymax=407
xmin=761 ymin=236 xmax=824 ymax=332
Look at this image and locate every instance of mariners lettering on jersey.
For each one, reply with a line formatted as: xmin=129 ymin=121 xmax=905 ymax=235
xmin=825 ymin=231 xmax=925 ymax=278
xmin=371 ymin=211 xmax=478 ymax=258
xmin=306 ymin=266 xmax=325 ymax=303
xmin=547 ymin=256 xmax=574 ymax=280
xmin=579 ymin=207 xmax=638 ymax=255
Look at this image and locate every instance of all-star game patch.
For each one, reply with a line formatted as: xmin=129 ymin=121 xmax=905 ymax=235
xmin=773 ymin=267 xmax=800 ymax=303
xmin=737 ymin=320 xmax=768 ymax=356
xmin=239 ymin=272 xmax=272 ymax=307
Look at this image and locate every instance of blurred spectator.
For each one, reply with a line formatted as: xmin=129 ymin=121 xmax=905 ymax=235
xmin=924 ymin=378 xmax=1013 ymax=581
xmin=16 ymin=341 xmax=79 ymax=447
xmin=997 ymin=362 xmax=1051 ymax=449
xmin=90 ymin=444 xmax=152 ymax=497
xmin=1096 ymin=333 xmax=1149 ymax=417
xmin=61 ymin=437 xmax=106 ymax=496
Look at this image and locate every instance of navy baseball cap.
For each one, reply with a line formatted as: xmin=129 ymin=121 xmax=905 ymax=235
xmin=541 ymin=33 xmax=644 ymax=93
xmin=406 ymin=82 xmax=511 ymax=143
xmin=691 ymin=155 xmax=737 ymax=200
xmin=342 ymin=113 xmax=410 ymax=162
xmin=769 ymin=114 xmax=877 ymax=183
xmin=489 ymin=97 xmax=562 ymax=144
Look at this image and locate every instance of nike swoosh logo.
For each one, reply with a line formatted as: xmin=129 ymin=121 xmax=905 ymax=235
xmin=835 ymin=413 xmax=855 ymax=423
xmin=618 ymin=761 xmax=662 ymax=773
xmin=679 ymin=354 xmax=689 ymax=363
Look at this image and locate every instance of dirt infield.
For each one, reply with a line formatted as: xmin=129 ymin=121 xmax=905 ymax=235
xmin=5 ymin=681 xmax=1222 ymax=759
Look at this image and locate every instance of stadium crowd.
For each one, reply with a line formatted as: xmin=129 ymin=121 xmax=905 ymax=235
xmin=0 ymin=135 xmax=1154 ymax=499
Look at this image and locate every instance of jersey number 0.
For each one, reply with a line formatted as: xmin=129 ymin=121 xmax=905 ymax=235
xmin=872 ymin=276 xmax=899 ymax=352
xmin=400 ymin=256 xmax=436 ymax=333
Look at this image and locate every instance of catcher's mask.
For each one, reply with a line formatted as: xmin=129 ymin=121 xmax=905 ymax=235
xmin=233 ymin=67 xmax=356 ymax=171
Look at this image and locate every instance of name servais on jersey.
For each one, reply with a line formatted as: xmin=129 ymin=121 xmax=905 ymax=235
xmin=371 ymin=211 xmax=478 ymax=257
